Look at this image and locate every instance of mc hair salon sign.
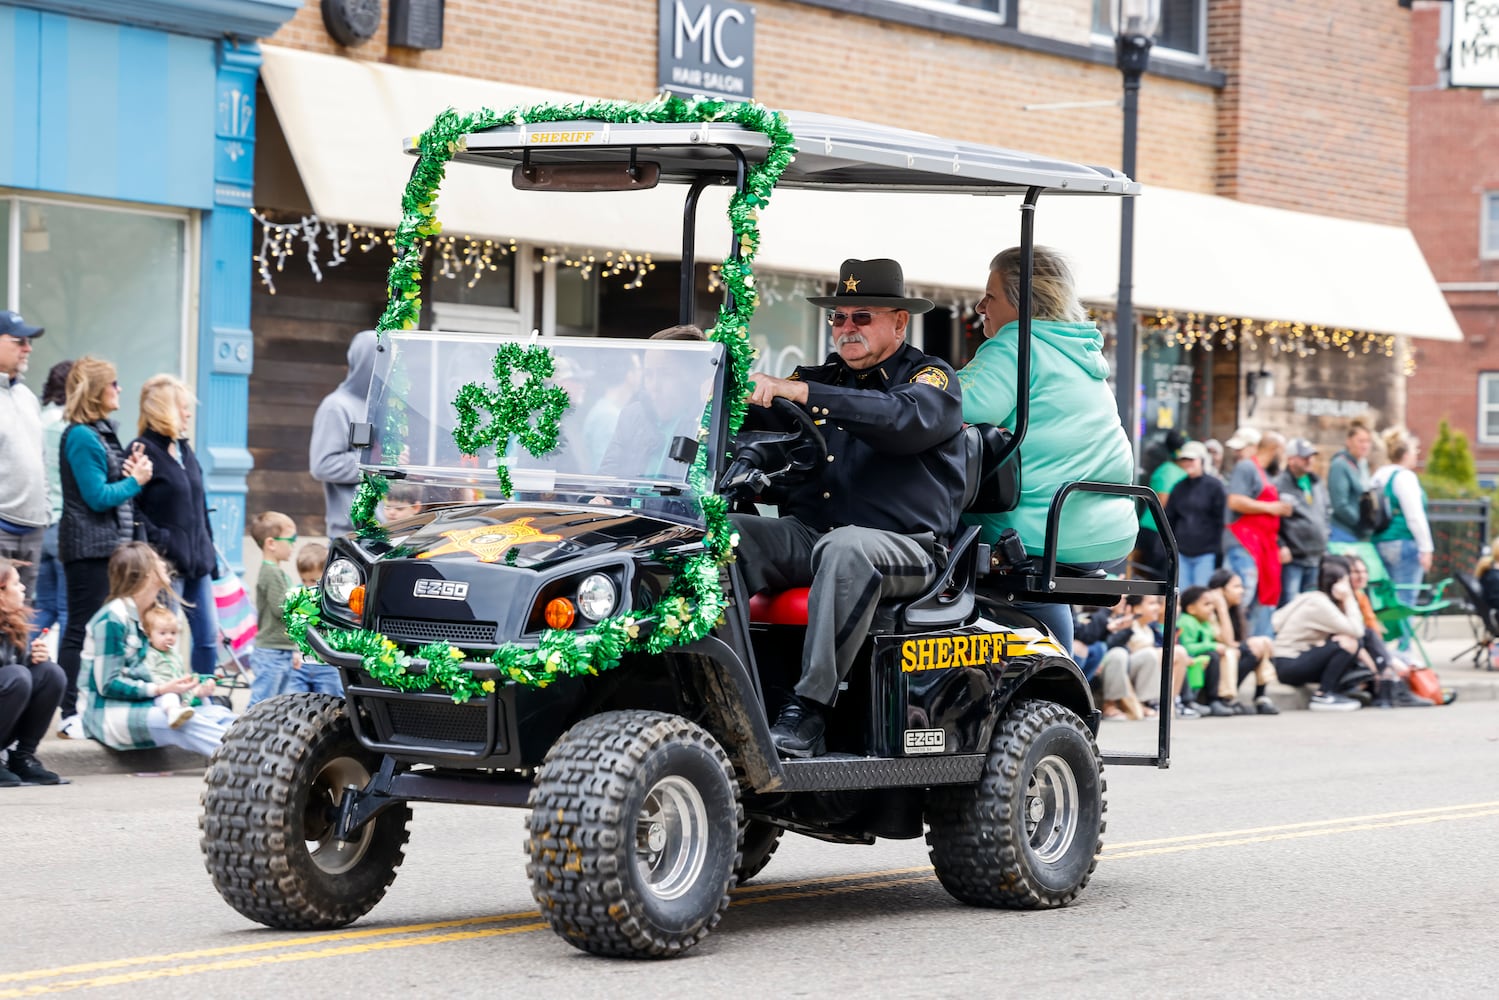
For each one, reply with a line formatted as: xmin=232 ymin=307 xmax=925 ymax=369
xmin=1451 ymin=1 xmax=1499 ymax=88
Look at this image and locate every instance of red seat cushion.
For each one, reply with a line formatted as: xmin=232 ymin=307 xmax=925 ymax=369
xmin=748 ymin=587 xmax=810 ymax=625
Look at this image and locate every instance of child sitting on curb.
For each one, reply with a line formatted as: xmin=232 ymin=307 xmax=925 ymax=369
xmin=1176 ymin=586 xmax=1235 ymax=717
xmin=140 ymin=603 xmax=208 ymax=728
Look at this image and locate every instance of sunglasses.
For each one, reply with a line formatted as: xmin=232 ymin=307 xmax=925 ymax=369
xmin=826 ymin=309 xmax=895 ymax=328
xmin=273 ymin=535 xmax=298 ymax=544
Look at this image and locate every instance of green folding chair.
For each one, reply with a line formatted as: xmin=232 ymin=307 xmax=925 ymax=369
xmin=1327 ymin=541 xmax=1455 ymax=666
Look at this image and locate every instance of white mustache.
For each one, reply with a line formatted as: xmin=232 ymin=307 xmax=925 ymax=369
xmin=835 ymin=332 xmax=868 ymax=351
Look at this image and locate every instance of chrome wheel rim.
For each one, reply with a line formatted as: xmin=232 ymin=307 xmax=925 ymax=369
xmin=635 ymin=775 xmax=710 ymax=901
xmin=302 ymin=756 xmax=374 ymax=875
xmin=1024 ymin=754 xmax=1079 ymax=864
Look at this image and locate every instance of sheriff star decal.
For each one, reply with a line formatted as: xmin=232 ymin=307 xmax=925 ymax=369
xmin=843 ymin=274 xmax=861 ymax=292
xmin=911 ymin=366 xmax=949 ymax=389
xmin=416 ymin=518 xmax=563 ymax=563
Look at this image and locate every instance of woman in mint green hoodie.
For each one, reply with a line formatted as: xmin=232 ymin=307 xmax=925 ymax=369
xmin=958 ymin=246 xmax=1137 ymax=651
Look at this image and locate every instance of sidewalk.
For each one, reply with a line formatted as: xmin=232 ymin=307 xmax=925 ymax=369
xmin=24 ymin=618 xmax=1499 ymax=780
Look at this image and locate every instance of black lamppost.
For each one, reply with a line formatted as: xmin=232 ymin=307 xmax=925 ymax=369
xmin=1107 ymin=0 xmax=1161 ymax=452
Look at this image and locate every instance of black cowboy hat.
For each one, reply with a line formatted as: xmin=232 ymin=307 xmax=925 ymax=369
xmin=806 ymin=258 xmax=934 ymax=314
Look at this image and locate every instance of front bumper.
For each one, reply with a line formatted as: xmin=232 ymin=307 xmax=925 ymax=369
xmin=305 ymin=626 xmax=582 ymax=768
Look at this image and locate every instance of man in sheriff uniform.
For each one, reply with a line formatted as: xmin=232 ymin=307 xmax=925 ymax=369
xmin=734 ymin=258 xmax=966 ymax=758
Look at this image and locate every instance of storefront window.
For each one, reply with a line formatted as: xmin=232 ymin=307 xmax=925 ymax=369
xmin=1141 ymin=333 xmax=1209 ymax=441
xmin=10 ymin=197 xmax=188 ymax=437
xmin=747 ymin=275 xmax=824 ymax=376
xmin=1092 ymin=0 xmax=1206 ymax=60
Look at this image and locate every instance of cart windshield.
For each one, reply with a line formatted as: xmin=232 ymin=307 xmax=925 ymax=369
xmin=362 ymin=332 xmax=725 ymax=513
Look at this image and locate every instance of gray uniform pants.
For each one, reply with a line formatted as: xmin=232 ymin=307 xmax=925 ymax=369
xmin=731 ymin=514 xmax=937 ymax=705
xmin=0 ymin=525 xmax=44 ymax=594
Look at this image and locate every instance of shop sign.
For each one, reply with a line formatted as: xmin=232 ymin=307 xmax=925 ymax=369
xmin=1451 ymin=2 xmax=1499 ymax=87
xmin=658 ymin=0 xmax=755 ymax=100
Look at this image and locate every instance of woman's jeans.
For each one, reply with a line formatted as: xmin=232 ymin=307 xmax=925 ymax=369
xmin=1178 ymin=553 xmax=1217 ymax=589
xmin=172 ymin=573 xmax=221 ymax=676
xmin=30 ymin=523 xmax=67 ymax=638
xmin=1376 ymin=538 xmax=1424 ymax=608
xmin=0 ymin=659 xmax=65 ymax=754
xmin=1274 ymin=641 xmax=1358 ymax=695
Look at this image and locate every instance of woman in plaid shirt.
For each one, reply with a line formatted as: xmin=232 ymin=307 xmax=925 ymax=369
xmin=81 ymin=542 xmax=235 ymax=755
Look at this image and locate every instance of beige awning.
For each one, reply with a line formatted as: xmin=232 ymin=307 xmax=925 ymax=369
xmin=259 ymin=45 xmax=1462 ymax=343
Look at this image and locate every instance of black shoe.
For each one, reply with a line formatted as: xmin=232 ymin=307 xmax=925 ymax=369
xmin=1203 ymin=699 xmax=1236 ymax=717
xmin=769 ymin=697 xmax=827 ymax=759
xmin=1372 ymin=679 xmax=1395 ymax=710
xmin=1254 ymin=696 xmax=1280 ymax=716
xmin=0 ymin=761 xmax=20 ymax=788
xmin=7 ymin=751 xmax=62 ymax=785
xmin=1224 ymin=699 xmax=1252 ymax=716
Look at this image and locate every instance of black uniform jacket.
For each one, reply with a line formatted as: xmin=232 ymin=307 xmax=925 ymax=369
xmin=782 ymin=342 xmax=966 ymax=540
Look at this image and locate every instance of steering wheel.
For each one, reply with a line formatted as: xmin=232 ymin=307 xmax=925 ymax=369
xmin=719 ymin=397 xmax=830 ymax=500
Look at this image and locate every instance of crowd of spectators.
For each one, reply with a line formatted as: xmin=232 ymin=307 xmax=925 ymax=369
xmin=0 ymin=312 xmax=339 ymax=786
xmin=1097 ymin=416 xmax=1446 ymax=719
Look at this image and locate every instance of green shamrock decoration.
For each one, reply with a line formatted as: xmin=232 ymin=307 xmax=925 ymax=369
xmin=452 ymin=342 xmax=571 ymax=496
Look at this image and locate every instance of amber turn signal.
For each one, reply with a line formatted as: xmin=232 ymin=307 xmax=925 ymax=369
xmin=544 ymin=597 xmax=576 ymax=630
xmin=348 ymin=584 xmax=366 ymax=618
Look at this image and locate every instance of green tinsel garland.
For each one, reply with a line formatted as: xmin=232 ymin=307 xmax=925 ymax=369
xmin=298 ymin=95 xmax=794 ymax=699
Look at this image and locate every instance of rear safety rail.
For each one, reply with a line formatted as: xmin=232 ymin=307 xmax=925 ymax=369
xmin=984 ymin=481 xmax=1179 ymax=769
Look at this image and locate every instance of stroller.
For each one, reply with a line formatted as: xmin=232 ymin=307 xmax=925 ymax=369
xmin=207 ymin=546 xmax=258 ymax=707
xmin=1453 ymin=572 xmax=1499 ymax=671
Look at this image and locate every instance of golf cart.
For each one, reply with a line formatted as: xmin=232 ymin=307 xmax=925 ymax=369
xmin=200 ymin=103 xmax=1179 ymax=958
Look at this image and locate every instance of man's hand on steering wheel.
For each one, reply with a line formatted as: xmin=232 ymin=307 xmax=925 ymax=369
xmin=748 ymin=373 xmax=809 ymax=408
xmin=721 ymin=395 xmax=829 ymax=502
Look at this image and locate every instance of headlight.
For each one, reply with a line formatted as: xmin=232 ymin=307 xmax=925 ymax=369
xmin=323 ymin=558 xmax=363 ymax=605
xmin=576 ymin=573 xmax=618 ymax=621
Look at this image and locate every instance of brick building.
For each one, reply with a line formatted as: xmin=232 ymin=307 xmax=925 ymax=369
xmin=241 ymin=0 xmax=1459 ymax=534
xmin=1406 ymin=1 xmax=1499 ymax=482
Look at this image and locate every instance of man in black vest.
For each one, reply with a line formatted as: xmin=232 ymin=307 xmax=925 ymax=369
xmin=732 ymin=259 xmax=966 ymax=757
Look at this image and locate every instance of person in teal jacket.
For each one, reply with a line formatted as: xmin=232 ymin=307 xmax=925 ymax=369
xmin=958 ymin=246 xmax=1136 ymax=651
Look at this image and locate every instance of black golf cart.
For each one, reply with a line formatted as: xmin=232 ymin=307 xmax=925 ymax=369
xmin=200 ymin=106 xmax=1179 ymax=958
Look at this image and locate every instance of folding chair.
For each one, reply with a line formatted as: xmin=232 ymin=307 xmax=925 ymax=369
xmin=1453 ymin=572 xmax=1499 ymax=671
xmin=1327 ymin=541 xmax=1455 ymax=667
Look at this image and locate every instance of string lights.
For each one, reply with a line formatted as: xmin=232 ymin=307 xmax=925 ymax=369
xmin=1130 ymin=309 xmax=1405 ymax=363
xmin=252 ymin=211 xmax=655 ymax=295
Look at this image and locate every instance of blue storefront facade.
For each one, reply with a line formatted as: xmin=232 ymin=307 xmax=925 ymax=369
xmin=0 ymin=0 xmax=296 ymax=565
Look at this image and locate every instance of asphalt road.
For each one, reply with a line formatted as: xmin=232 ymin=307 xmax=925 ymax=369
xmin=4 ymin=703 xmax=1498 ymax=1000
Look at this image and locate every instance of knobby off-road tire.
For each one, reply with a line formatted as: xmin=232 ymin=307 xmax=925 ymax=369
xmin=200 ymin=694 xmax=411 ymax=929
xmin=527 ymin=710 xmax=741 ymax=958
xmin=735 ymin=819 xmax=783 ymax=885
xmin=926 ymin=698 xmax=1105 ymax=909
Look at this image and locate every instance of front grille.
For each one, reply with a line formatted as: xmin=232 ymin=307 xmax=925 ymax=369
xmin=384 ymin=700 xmax=489 ymax=746
xmin=376 ymin=616 xmax=497 ymax=646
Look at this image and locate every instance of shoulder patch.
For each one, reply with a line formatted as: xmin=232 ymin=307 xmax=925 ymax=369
xmin=910 ymin=366 xmax=949 ymax=390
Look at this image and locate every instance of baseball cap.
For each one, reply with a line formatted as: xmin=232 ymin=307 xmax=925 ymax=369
xmin=1224 ymin=426 xmax=1261 ymax=450
xmin=1287 ymin=437 xmax=1318 ymax=458
xmin=1177 ymin=440 xmax=1209 ymax=463
xmin=0 ymin=311 xmax=43 ymax=339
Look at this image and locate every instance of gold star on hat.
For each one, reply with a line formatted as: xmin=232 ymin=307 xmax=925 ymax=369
xmin=843 ymin=274 xmax=860 ymax=292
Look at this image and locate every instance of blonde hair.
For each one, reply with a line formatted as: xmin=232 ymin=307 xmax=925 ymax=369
xmin=138 ymin=374 xmax=193 ymax=439
xmin=296 ymin=542 xmax=329 ymax=576
xmin=1383 ymin=428 xmax=1415 ymax=464
xmin=988 ymin=246 xmax=1087 ymax=324
xmin=63 ymin=356 xmax=118 ymax=425
xmin=104 ymin=542 xmax=172 ymax=607
xmin=250 ymin=510 xmax=294 ymax=548
xmin=140 ymin=603 xmax=178 ymax=632
xmin=1478 ymin=539 xmax=1499 ymax=578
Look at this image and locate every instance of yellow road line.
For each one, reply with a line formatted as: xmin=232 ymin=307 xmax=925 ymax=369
xmin=1103 ymin=807 xmax=1499 ymax=860
xmin=0 ymin=912 xmax=542 ymax=985
xmin=1 ymin=865 xmax=924 ymax=986
xmin=1103 ymin=799 xmax=1499 ymax=852
xmin=7 ymin=799 xmax=1496 ymax=995
xmin=0 ymin=924 xmax=550 ymax=999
